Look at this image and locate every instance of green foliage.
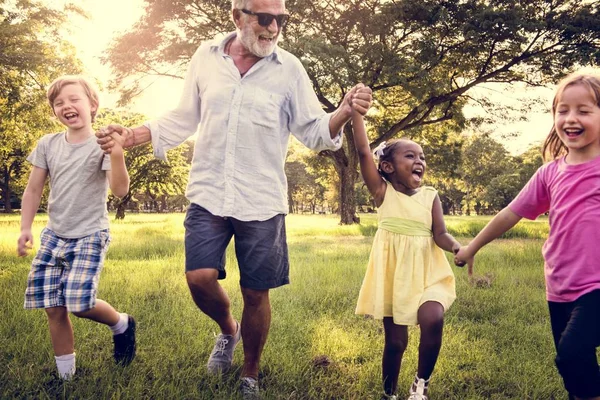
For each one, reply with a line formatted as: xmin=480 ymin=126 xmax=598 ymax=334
xmin=0 ymin=1 xmax=82 ymax=212
xmin=102 ymin=0 xmax=600 ymax=223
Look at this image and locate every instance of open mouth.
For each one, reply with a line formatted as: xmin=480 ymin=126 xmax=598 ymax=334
xmin=258 ymin=35 xmax=274 ymax=43
xmin=412 ymin=168 xmax=424 ymax=182
xmin=64 ymin=112 xmax=78 ymax=121
xmin=564 ymin=127 xmax=583 ymax=138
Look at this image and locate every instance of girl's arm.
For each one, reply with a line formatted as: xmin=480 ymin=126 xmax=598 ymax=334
xmin=454 ymin=207 xmax=522 ymax=272
xmin=431 ymin=194 xmax=461 ymax=254
xmin=106 ymin=132 xmax=130 ymax=198
xmin=351 ymin=111 xmax=386 ymax=206
xmin=18 ymin=166 xmax=48 ymax=256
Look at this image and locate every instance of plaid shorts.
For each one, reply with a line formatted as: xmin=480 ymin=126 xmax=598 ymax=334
xmin=24 ymin=228 xmax=111 ymax=312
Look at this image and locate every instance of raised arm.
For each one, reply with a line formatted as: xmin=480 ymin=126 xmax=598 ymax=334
xmin=18 ymin=166 xmax=48 ymax=256
xmin=329 ymin=84 xmax=373 ymax=139
xmin=351 ymin=110 xmax=386 ymax=206
xmin=105 ymin=131 xmax=130 ymax=198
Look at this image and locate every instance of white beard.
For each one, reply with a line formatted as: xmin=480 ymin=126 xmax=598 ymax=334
xmin=238 ymin=23 xmax=278 ymax=58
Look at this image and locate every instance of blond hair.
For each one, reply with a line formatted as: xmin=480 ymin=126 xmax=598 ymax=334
xmin=542 ymin=72 xmax=600 ymax=161
xmin=47 ymin=75 xmax=100 ymax=122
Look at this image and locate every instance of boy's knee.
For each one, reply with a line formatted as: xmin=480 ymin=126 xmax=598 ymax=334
xmin=45 ymin=306 xmax=68 ymax=320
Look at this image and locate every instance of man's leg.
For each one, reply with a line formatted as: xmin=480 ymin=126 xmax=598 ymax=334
xmin=186 ymin=268 xmax=237 ymax=335
xmin=240 ymin=287 xmax=271 ymax=379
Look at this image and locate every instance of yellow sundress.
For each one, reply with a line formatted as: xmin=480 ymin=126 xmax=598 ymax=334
xmin=355 ymin=183 xmax=456 ymax=325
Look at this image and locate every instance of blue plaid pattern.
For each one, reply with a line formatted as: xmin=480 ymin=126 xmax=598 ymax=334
xmin=24 ymin=228 xmax=111 ymax=312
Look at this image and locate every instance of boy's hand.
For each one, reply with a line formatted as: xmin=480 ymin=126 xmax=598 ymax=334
xmin=17 ymin=230 xmax=33 ymax=256
xmin=96 ymin=125 xmax=133 ymax=154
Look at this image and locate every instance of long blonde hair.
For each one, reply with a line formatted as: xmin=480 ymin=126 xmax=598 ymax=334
xmin=542 ymin=72 xmax=600 ymax=161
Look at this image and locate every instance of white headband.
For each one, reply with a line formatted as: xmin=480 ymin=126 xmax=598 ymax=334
xmin=373 ymin=142 xmax=387 ymax=161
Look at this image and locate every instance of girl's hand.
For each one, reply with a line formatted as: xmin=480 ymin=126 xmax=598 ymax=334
xmin=455 ymin=246 xmax=474 ymax=276
xmin=17 ymin=230 xmax=33 ymax=256
xmin=452 ymin=243 xmax=466 ymax=267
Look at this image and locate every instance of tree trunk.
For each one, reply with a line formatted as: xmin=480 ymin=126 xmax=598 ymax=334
xmin=115 ymin=194 xmax=131 ymax=220
xmin=338 ymin=163 xmax=360 ymax=224
xmin=1 ymin=167 xmax=12 ymax=213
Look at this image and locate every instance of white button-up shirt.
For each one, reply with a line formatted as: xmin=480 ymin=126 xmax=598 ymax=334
xmin=146 ymin=32 xmax=342 ymax=221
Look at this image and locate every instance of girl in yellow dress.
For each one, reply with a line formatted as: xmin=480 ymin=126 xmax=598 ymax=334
xmin=351 ymin=102 xmax=464 ymax=400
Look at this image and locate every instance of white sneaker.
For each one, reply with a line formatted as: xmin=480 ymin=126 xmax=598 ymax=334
xmin=407 ymin=375 xmax=429 ymax=400
xmin=206 ymin=322 xmax=241 ymax=374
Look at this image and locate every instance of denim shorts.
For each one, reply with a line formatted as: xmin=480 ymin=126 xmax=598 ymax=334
xmin=24 ymin=228 xmax=111 ymax=312
xmin=183 ymin=203 xmax=289 ymax=290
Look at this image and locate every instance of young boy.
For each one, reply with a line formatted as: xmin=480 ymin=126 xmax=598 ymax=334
xmin=17 ymin=75 xmax=136 ymax=380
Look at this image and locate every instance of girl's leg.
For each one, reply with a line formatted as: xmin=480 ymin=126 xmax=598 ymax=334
xmin=382 ymin=317 xmax=409 ymax=396
xmin=549 ymin=290 xmax=600 ymax=400
xmin=45 ymin=306 xmax=74 ymax=355
xmin=416 ymin=301 xmax=445 ymax=380
xmin=72 ymin=299 xmax=119 ymax=325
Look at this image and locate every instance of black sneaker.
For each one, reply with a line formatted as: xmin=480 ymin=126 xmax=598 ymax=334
xmin=113 ymin=315 xmax=136 ymax=365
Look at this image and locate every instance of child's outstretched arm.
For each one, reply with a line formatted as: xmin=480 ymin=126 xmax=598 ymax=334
xmin=351 ymin=109 xmax=386 ymax=206
xmin=17 ymin=167 xmax=47 ymax=256
xmin=454 ymin=207 xmax=522 ymax=274
xmin=102 ymin=128 xmax=130 ymax=198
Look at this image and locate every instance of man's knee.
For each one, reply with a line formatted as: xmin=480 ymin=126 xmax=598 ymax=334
xmin=241 ymin=287 xmax=269 ymax=308
xmin=186 ymin=268 xmax=219 ymax=291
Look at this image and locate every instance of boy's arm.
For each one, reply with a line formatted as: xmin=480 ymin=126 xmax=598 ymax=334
xmin=431 ymin=195 xmax=461 ymax=254
xmin=18 ymin=166 xmax=48 ymax=256
xmin=106 ymin=133 xmax=130 ymax=198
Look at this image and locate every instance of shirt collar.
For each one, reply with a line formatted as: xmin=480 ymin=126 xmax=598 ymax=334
xmin=211 ymin=31 xmax=283 ymax=65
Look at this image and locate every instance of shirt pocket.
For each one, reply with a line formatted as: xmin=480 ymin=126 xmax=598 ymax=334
xmin=251 ymin=87 xmax=285 ymax=130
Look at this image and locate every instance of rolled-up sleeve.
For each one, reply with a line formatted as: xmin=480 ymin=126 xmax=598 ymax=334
xmin=287 ymin=66 xmax=342 ymax=152
xmin=146 ymin=47 xmax=205 ymax=161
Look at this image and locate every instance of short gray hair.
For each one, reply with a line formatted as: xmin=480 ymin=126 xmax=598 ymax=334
xmin=232 ymin=0 xmax=249 ymax=10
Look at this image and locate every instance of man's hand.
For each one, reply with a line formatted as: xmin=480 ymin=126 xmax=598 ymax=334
xmin=350 ymin=84 xmax=373 ymax=116
xmin=96 ymin=124 xmax=133 ymax=154
xmin=17 ymin=230 xmax=33 ymax=257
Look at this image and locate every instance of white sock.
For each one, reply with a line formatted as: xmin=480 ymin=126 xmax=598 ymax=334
xmin=109 ymin=313 xmax=129 ymax=335
xmin=55 ymin=353 xmax=76 ymax=380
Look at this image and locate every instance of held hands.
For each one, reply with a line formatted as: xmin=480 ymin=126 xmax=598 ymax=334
xmin=96 ymin=124 xmax=133 ymax=154
xmin=343 ymin=83 xmax=373 ymax=117
xmin=454 ymin=245 xmax=474 ymax=276
xmin=17 ymin=230 xmax=33 ymax=257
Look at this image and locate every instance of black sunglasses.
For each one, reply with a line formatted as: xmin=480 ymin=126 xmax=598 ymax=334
xmin=241 ymin=9 xmax=289 ymax=28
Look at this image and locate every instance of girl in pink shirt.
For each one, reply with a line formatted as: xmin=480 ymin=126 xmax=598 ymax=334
xmin=455 ymin=72 xmax=600 ymax=400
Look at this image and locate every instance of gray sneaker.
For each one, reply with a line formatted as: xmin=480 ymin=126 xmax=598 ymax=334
xmin=239 ymin=377 xmax=260 ymax=400
xmin=207 ymin=322 xmax=241 ymax=374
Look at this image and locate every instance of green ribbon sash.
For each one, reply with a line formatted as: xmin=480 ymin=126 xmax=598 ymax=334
xmin=379 ymin=217 xmax=431 ymax=237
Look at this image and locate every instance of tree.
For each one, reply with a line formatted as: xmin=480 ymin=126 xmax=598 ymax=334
xmin=94 ymin=110 xmax=191 ymax=219
xmin=103 ymin=0 xmax=600 ymax=223
xmin=0 ymin=1 xmax=82 ymax=212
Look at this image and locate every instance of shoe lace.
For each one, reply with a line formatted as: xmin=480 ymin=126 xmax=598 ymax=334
xmin=211 ymin=335 xmax=229 ymax=356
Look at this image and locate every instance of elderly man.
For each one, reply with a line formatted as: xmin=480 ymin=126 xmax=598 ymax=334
xmin=98 ymin=0 xmax=372 ymax=397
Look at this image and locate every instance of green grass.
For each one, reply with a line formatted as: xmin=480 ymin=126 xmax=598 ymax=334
xmin=0 ymin=213 xmax=568 ymax=399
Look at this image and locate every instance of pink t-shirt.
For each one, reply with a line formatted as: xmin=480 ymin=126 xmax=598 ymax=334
xmin=509 ymin=155 xmax=600 ymax=302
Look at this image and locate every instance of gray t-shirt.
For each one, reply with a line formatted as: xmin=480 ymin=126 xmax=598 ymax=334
xmin=27 ymin=132 xmax=111 ymax=238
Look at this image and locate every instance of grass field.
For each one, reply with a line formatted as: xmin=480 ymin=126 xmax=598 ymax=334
xmin=0 ymin=213 xmax=569 ymax=399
